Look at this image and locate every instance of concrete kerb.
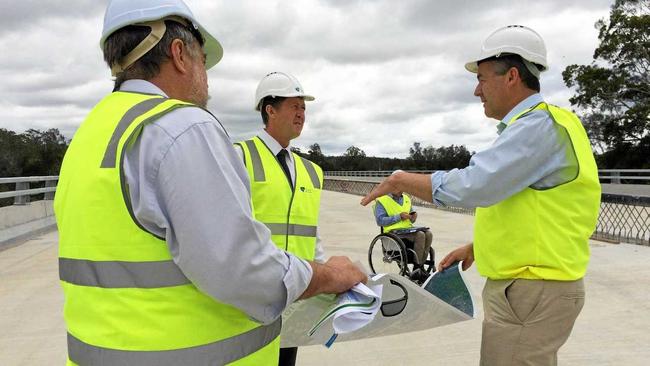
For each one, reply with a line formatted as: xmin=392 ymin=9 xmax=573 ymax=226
xmin=0 ymin=200 xmax=57 ymax=251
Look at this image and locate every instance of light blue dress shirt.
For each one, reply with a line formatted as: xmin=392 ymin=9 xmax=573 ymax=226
xmin=430 ymin=93 xmax=578 ymax=208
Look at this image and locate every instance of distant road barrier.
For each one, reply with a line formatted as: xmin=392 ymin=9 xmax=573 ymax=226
xmin=325 ymin=169 xmax=650 ymax=184
xmin=0 ymin=176 xmax=59 ymax=205
xmin=324 ymin=173 xmax=650 ymax=246
xmin=1 ymin=175 xmax=648 ymax=246
xmin=0 ymin=176 xmax=59 ymax=248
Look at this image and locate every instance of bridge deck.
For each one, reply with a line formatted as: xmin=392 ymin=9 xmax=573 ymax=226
xmin=1 ymin=190 xmax=649 ymax=365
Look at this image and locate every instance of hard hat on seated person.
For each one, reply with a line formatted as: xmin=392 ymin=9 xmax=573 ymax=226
xmin=464 ymin=25 xmax=547 ymax=78
xmin=254 ymin=72 xmax=315 ymax=111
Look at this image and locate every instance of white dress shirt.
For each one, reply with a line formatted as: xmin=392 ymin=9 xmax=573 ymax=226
xmin=235 ymin=129 xmax=327 ymax=262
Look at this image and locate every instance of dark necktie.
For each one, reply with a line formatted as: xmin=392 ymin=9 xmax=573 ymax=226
xmin=276 ymin=150 xmax=293 ymax=189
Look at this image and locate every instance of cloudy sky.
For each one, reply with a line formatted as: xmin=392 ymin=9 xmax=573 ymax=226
xmin=0 ymin=0 xmax=613 ymax=158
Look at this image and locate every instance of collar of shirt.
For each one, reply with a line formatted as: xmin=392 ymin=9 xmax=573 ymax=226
xmin=119 ymin=79 xmax=168 ymax=96
xmin=388 ymin=193 xmax=404 ymax=204
xmin=258 ymin=129 xmax=294 ymax=166
xmin=496 ymin=93 xmax=544 ymax=135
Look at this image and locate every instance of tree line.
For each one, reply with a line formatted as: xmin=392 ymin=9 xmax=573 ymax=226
xmin=292 ymin=142 xmax=473 ymax=171
xmin=0 ymin=128 xmax=68 ymax=177
xmin=0 ymin=126 xmax=474 ymax=178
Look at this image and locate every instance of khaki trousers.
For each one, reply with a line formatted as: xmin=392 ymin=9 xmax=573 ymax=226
xmin=401 ymin=230 xmax=433 ymax=265
xmin=480 ymin=278 xmax=585 ymax=366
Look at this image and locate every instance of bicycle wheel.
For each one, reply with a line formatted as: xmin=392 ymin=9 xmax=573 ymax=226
xmin=368 ymin=234 xmax=407 ymax=276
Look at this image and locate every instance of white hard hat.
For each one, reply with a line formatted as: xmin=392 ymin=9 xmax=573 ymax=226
xmin=100 ymin=0 xmax=223 ymax=75
xmin=254 ymin=72 xmax=315 ymax=111
xmin=465 ymin=25 xmax=547 ymax=78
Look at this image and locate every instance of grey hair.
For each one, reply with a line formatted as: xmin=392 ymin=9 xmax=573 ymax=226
xmin=103 ymin=19 xmax=203 ymax=91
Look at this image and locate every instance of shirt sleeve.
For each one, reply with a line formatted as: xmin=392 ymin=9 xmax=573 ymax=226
xmin=124 ymin=113 xmax=312 ymax=325
xmin=233 ymin=142 xmax=245 ymax=165
xmin=313 ymin=228 xmax=326 ymax=263
xmin=430 ymin=110 xmax=577 ymax=208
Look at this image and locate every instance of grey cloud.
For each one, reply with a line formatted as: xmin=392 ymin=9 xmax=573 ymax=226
xmin=438 ymin=116 xmax=480 ymax=135
xmin=0 ymin=1 xmax=106 ymax=37
xmin=0 ymin=0 xmax=614 ymax=157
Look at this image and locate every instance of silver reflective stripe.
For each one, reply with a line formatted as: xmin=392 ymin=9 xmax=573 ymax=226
xmin=300 ymin=157 xmax=321 ymax=189
xmin=264 ymin=223 xmax=317 ymax=237
xmin=68 ymin=317 xmax=281 ymax=365
xmin=59 ymin=258 xmax=190 ymax=288
xmin=101 ymin=97 xmax=168 ymax=168
xmin=245 ymin=140 xmax=265 ymax=181
xmin=119 ymin=103 xmax=195 ymax=241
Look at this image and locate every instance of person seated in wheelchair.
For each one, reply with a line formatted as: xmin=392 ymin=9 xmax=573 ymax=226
xmin=373 ymin=190 xmax=433 ymax=273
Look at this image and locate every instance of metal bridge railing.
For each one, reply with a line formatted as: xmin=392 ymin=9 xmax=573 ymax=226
xmin=2 ymin=175 xmax=648 ymax=245
xmin=598 ymin=169 xmax=650 ymax=183
xmin=325 ymin=169 xmax=650 ymax=184
xmin=596 ymin=194 xmax=650 ymax=246
xmin=0 ymin=176 xmax=59 ymax=206
xmin=323 ymin=177 xmax=650 ymax=246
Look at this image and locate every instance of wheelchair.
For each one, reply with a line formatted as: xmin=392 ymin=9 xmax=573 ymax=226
xmin=367 ymin=228 xmax=435 ymax=284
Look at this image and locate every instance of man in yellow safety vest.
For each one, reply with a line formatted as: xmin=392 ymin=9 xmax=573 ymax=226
xmin=373 ymin=191 xmax=433 ymax=280
xmin=235 ymin=71 xmax=324 ymax=365
xmin=361 ymin=25 xmax=600 ymax=365
xmin=54 ymin=1 xmax=366 ymax=365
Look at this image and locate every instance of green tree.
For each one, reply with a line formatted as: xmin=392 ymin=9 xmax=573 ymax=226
xmin=305 ymin=143 xmax=323 ymax=167
xmin=408 ymin=142 xmax=425 ymax=169
xmin=0 ymin=128 xmax=22 ymax=177
xmin=341 ymin=146 xmax=366 ymax=170
xmin=21 ymin=128 xmax=69 ymax=176
xmin=0 ymin=128 xmax=68 ymax=177
xmin=343 ymin=145 xmax=366 ymax=158
xmin=562 ymin=0 xmax=649 ymax=167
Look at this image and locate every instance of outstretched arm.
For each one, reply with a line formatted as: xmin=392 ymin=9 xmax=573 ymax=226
xmin=360 ymin=171 xmax=433 ymax=206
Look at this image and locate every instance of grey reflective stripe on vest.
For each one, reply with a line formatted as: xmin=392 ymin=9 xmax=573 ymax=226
xmin=68 ymin=317 xmax=281 ymax=366
xmin=245 ymin=139 xmax=265 ymax=181
xmin=264 ymin=223 xmax=317 ymax=237
xmin=118 ymin=103 xmax=195 ymax=241
xmin=101 ymin=97 xmax=167 ymax=168
xmin=59 ymin=258 xmax=190 ymax=288
xmin=299 ymin=157 xmax=321 ymax=189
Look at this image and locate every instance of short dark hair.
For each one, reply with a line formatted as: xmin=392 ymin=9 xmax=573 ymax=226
xmin=260 ymin=96 xmax=287 ymax=125
xmin=478 ymin=54 xmax=541 ymax=92
xmin=103 ymin=19 xmax=204 ymax=91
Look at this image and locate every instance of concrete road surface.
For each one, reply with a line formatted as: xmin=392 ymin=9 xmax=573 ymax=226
xmin=1 ymin=190 xmax=649 ymax=365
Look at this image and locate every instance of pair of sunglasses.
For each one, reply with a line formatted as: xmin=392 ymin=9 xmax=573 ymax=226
xmin=380 ymin=279 xmax=408 ymax=317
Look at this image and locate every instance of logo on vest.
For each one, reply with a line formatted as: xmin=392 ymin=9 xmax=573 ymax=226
xmin=300 ymin=186 xmax=314 ymax=194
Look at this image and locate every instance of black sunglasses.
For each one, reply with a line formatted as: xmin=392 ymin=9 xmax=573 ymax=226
xmin=380 ymin=279 xmax=408 ymax=317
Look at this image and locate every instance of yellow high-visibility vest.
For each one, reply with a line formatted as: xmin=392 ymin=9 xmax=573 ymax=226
xmin=236 ymin=136 xmax=323 ymax=260
xmin=55 ymin=92 xmax=280 ymax=365
xmin=474 ymin=102 xmax=601 ymax=281
xmin=375 ymin=194 xmax=413 ymax=232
